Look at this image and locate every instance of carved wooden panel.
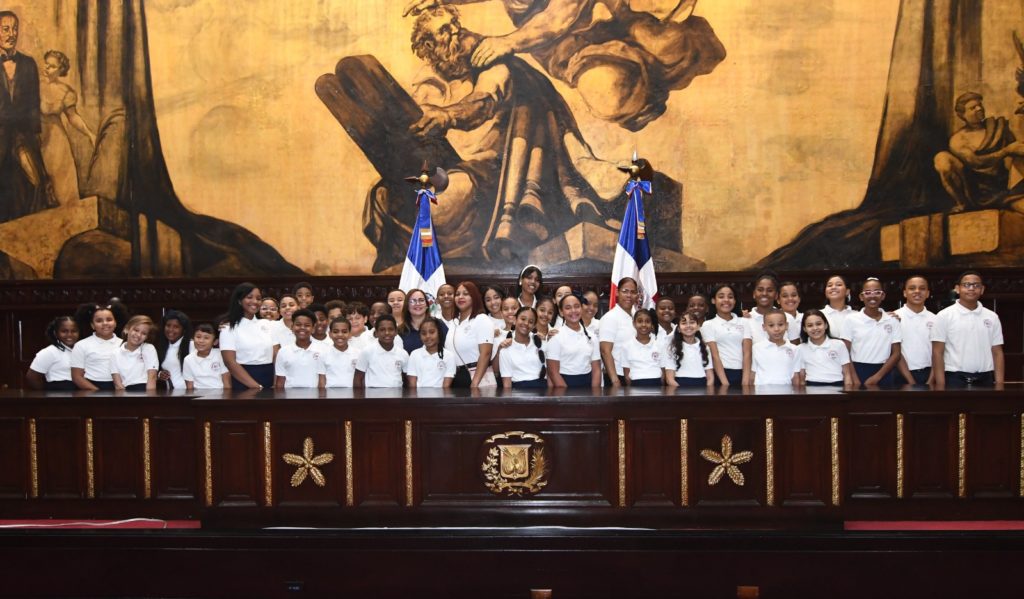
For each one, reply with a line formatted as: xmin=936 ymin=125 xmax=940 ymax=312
xmin=353 ymin=421 xmax=403 ymax=507
xmin=152 ymin=418 xmax=199 ymax=500
xmin=967 ymin=413 xmax=1021 ymax=499
xmin=273 ymin=421 xmax=344 ymax=507
xmin=844 ymin=413 xmax=897 ymax=500
xmin=688 ymin=418 xmax=765 ymax=508
xmin=905 ymin=413 xmax=957 ymax=499
xmin=36 ymin=418 xmax=85 ymax=499
xmin=0 ymin=418 xmax=26 ymax=499
xmin=93 ymin=417 xmax=143 ymax=499
xmin=629 ymin=419 xmax=680 ymax=507
xmin=775 ymin=417 xmax=830 ymax=507
xmin=211 ymin=421 xmax=261 ymax=507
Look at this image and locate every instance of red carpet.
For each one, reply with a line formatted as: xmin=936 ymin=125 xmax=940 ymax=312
xmin=845 ymin=520 xmax=1024 ymax=531
xmin=0 ymin=519 xmax=200 ymax=530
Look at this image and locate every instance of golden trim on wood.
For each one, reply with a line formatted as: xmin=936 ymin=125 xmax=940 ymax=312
xmin=204 ymin=421 xmax=213 ymax=507
xmin=680 ymin=419 xmax=689 ymax=507
xmin=263 ymin=422 xmax=273 ymax=506
xmin=405 ymin=420 xmax=414 ymax=507
xmin=29 ymin=418 xmax=38 ymax=499
xmin=896 ymin=413 xmax=904 ymax=499
xmin=765 ymin=418 xmax=775 ymax=506
xmin=85 ymin=418 xmax=95 ymax=499
xmin=957 ymin=413 xmax=966 ymax=499
xmin=282 ymin=437 xmax=334 ymax=487
xmin=830 ymin=417 xmax=840 ymax=506
xmin=143 ymin=418 xmax=152 ymax=500
xmin=345 ymin=420 xmax=354 ymax=507
xmin=618 ymin=420 xmax=626 ymax=507
xmin=481 ymin=431 xmax=549 ymax=496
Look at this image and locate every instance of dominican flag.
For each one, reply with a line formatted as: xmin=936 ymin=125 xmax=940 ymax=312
xmin=399 ymin=189 xmax=446 ymax=299
xmin=609 ymin=179 xmax=659 ymax=309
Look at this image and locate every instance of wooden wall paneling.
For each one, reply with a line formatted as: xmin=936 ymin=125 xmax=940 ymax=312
xmin=536 ymin=422 xmax=614 ymax=505
xmin=93 ymin=417 xmax=143 ymax=499
xmin=272 ymin=421 xmax=344 ymax=508
xmin=966 ymin=411 xmax=1021 ymax=499
xmin=210 ymin=420 xmax=261 ymax=507
xmin=629 ymin=419 xmax=680 ymax=507
xmin=36 ymin=417 xmax=85 ymax=499
xmin=419 ymin=424 xmax=499 ymax=503
xmin=0 ymin=418 xmax=27 ymax=498
xmin=775 ymin=417 xmax=831 ymax=508
xmin=843 ymin=413 xmax=897 ymax=500
xmin=992 ymin=297 xmax=1023 ymax=382
xmin=904 ymin=412 xmax=957 ymax=499
xmin=688 ymin=418 xmax=765 ymax=508
xmin=151 ymin=417 xmax=199 ymax=500
xmin=352 ymin=421 xmax=404 ymax=507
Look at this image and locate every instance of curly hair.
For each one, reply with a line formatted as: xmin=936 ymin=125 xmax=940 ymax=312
xmin=44 ymin=50 xmax=71 ymax=77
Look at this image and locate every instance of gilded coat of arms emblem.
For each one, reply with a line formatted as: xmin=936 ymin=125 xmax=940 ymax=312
xmin=481 ymin=431 xmax=549 ymax=496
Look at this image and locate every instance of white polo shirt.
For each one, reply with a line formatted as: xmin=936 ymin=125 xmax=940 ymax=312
xmin=219 ymin=316 xmax=276 ymax=365
xmin=747 ymin=311 xmax=768 ymax=344
xmin=598 ymin=305 xmax=635 ymax=376
xmin=318 ymin=345 xmax=361 ymax=388
xmin=931 ymin=301 xmax=1004 ymax=373
xmin=183 ymin=350 xmax=227 ymax=389
xmin=110 ymin=342 xmax=159 ymax=387
xmin=701 ymin=315 xmax=751 ymax=370
xmin=895 ymin=306 xmax=936 ymax=371
xmin=498 ymin=337 xmax=546 ymax=383
xmin=621 ymin=336 xmax=664 ymax=381
xmin=546 ymin=325 xmax=599 ymax=376
xmin=584 ymin=317 xmax=601 ymax=337
xmin=275 ymin=343 xmax=323 ymax=388
xmin=661 ymin=338 xmax=711 ymax=379
xmin=271 ymin=319 xmax=296 ymax=348
xmin=842 ymin=310 xmax=902 ymax=364
xmin=752 ymin=339 xmax=801 ymax=385
xmin=404 ymin=347 xmax=455 ymax=388
xmin=30 ymin=344 xmax=73 ymax=383
xmin=445 ymin=315 xmax=494 ymax=367
xmin=821 ymin=305 xmax=854 ymax=339
xmin=799 ymin=338 xmax=850 ymax=383
xmin=786 ymin=311 xmax=803 ymax=342
xmin=356 ymin=343 xmax=408 ymax=388
xmin=160 ymin=338 xmax=191 ymax=389
xmin=69 ymin=334 xmax=122 ymax=381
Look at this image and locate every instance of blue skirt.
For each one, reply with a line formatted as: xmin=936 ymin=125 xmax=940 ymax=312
xmin=906 ymin=367 xmax=931 ymax=385
xmin=807 ymin=380 xmax=843 ymax=387
xmin=629 ymin=377 xmax=663 ymax=387
xmin=45 ymin=380 xmax=77 ymax=391
xmin=675 ymin=376 xmax=707 ymax=388
xmin=512 ymin=378 xmax=547 ymax=389
xmin=853 ymin=362 xmax=894 ymax=387
xmin=716 ymin=368 xmax=743 ymax=386
xmin=87 ymin=379 xmax=115 ymax=391
xmin=232 ymin=363 xmax=275 ymax=391
xmin=124 ymin=383 xmax=148 ymax=391
xmin=561 ymin=372 xmax=593 ymax=388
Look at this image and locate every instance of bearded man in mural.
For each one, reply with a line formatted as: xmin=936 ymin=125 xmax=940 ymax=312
xmin=403 ymin=0 xmax=725 ymax=131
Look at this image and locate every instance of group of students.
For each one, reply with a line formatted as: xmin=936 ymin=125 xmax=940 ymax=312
xmin=25 ymin=266 xmax=1005 ymax=392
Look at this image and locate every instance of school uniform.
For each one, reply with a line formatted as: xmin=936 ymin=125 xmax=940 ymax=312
xmin=895 ymin=305 xmax=936 ymax=384
xmin=747 ymin=311 xmax=768 ymax=344
xmin=275 ymin=343 xmax=324 ymax=388
xmin=701 ymin=315 xmax=751 ymax=385
xmin=160 ymin=338 xmax=193 ymax=390
xmin=400 ymin=320 xmax=449 ymax=354
xmin=598 ymin=305 xmax=635 ymax=378
xmin=219 ymin=316 xmax=277 ymax=389
xmin=498 ymin=337 xmax=547 ymax=388
xmin=69 ymin=334 xmax=122 ymax=390
xmin=29 ymin=344 xmax=75 ymax=390
xmin=584 ymin=317 xmax=601 ymax=337
xmin=661 ymin=337 xmax=712 ymax=387
xmin=404 ymin=348 xmax=455 ymax=388
xmin=621 ymin=336 xmax=664 ymax=387
xmin=546 ymin=324 xmax=600 ymax=387
xmin=110 ymin=342 xmax=159 ymax=390
xmin=347 ymin=331 xmax=375 ymax=353
xmin=821 ymin=305 xmax=854 ymax=339
xmin=799 ymin=338 xmax=850 ymax=386
xmin=751 ymin=339 xmax=801 ymax=386
xmin=183 ymin=350 xmax=228 ymax=390
xmin=355 ymin=342 xmax=409 ymax=388
xmin=445 ymin=315 xmax=495 ymax=387
xmin=318 ymin=345 xmax=361 ymax=388
xmin=786 ymin=312 xmax=803 ymax=343
xmin=842 ymin=310 xmax=902 ymax=387
xmin=270 ymin=319 xmax=296 ymax=348
xmin=931 ymin=301 xmax=1004 ymax=387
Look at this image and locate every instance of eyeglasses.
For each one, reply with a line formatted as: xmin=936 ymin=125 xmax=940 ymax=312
xmin=862 ymin=290 xmax=884 ymax=297
xmin=960 ymin=282 xmax=983 ymax=289
xmin=619 ymin=289 xmax=638 ymax=296
xmin=408 ymin=298 xmax=427 ymax=305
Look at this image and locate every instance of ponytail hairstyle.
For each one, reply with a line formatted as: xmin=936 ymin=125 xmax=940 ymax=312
xmin=514 ymin=305 xmax=545 ymax=379
xmin=418 ymin=317 xmax=444 ymax=359
xmin=45 ymin=316 xmax=77 ymax=351
xmin=558 ymin=292 xmax=591 ymax=340
xmin=633 ymin=307 xmax=659 ymax=337
xmin=74 ymin=302 xmax=126 ymax=338
xmin=156 ymin=310 xmax=193 ymax=369
xmin=672 ymin=310 xmax=709 ymax=369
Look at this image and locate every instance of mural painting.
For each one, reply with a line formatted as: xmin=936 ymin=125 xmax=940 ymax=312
xmin=0 ymin=1 xmax=1021 ymax=279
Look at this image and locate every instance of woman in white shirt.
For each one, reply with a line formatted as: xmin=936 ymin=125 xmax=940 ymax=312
xmin=155 ymin=310 xmax=192 ymax=390
xmin=547 ymin=293 xmax=601 ymax=388
xmin=599 ymin=277 xmax=639 ymax=386
xmin=445 ymin=281 xmax=495 ymax=388
xmin=70 ymin=304 xmax=122 ymax=391
xmin=26 ymin=315 xmax=79 ymax=390
xmin=220 ymin=282 xmax=279 ymax=391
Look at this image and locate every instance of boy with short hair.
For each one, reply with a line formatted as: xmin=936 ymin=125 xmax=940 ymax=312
xmin=354 ymin=315 xmax=408 ymax=388
xmin=345 ymin=302 xmax=372 ymax=350
xmin=274 ymin=309 xmax=323 ymax=389
xmin=293 ymin=282 xmax=315 ymax=309
xmin=895 ymin=276 xmax=936 ymax=385
xmin=931 ymin=271 xmax=1004 ymax=388
xmin=307 ymin=303 xmax=330 ymax=345
xmin=748 ymin=309 xmax=801 ymax=386
xmin=183 ymin=324 xmax=230 ymax=390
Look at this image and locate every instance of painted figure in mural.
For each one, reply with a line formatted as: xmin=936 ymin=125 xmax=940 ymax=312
xmin=402 ymin=0 xmax=725 ymax=131
xmin=933 ymin=92 xmax=1024 ymax=212
xmin=358 ymin=5 xmax=623 ymax=270
xmin=40 ymin=50 xmax=95 ymax=206
xmin=0 ymin=10 xmax=56 ymax=223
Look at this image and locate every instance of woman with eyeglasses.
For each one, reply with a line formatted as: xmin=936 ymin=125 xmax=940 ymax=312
xmin=599 ymin=277 xmax=639 ymax=387
xmin=840 ymin=277 xmax=902 ymax=387
xmin=399 ymin=288 xmax=448 ymax=354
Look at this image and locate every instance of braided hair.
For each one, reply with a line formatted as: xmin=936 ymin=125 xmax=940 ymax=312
xmin=515 ymin=306 xmax=546 ymax=380
xmin=45 ymin=316 xmax=77 ymax=351
xmin=557 ymin=292 xmax=592 ymax=340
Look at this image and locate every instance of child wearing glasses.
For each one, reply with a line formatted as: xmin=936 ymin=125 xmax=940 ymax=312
xmin=931 ymin=271 xmax=1004 ymax=388
xmin=841 ymin=278 xmax=902 ymax=387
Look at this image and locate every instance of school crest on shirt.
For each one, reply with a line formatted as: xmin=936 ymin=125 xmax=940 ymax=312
xmin=211 ymin=362 xmax=221 ymax=372
xmin=480 ymin=431 xmax=549 ymax=497
xmin=983 ymin=319 xmax=992 ymax=328
xmin=883 ymin=324 xmax=893 ymax=334
xmin=436 ymin=360 xmax=446 ymax=370
xmin=827 ymin=350 xmax=839 ymax=361
xmin=784 ymin=347 xmax=794 ymax=358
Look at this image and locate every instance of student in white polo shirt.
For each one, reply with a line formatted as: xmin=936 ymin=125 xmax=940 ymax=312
xmin=274 ymin=310 xmax=323 ymax=389
xmin=319 ymin=317 xmax=361 ymax=389
xmin=26 ymin=316 xmax=79 ymax=391
xmin=895 ymin=276 xmax=936 ymax=385
xmin=746 ymin=273 xmax=779 ymax=344
xmin=748 ymin=310 xmax=801 ymax=386
xmin=110 ymin=315 xmax=160 ymax=391
xmin=547 ymin=293 xmax=602 ymax=388
xmin=932 ymin=271 xmax=1004 ymax=388
xmin=355 ymin=315 xmax=408 ymax=388
xmin=183 ymin=324 xmax=230 ymax=390
xmin=821 ymin=274 xmax=854 ymax=338
xmin=798 ymin=309 xmax=853 ymax=387
xmin=70 ymin=304 xmax=122 ymax=391
xmin=621 ymin=309 xmax=665 ymax=387
xmin=405 ymin=318 xmax=455 ymax=388
xmin=701 ymin=284 xmax=752 ymax=386
xmin=499 ymin=307 xmax=550 ymax=389
xmin=842 ymin=278 xmax=902 ymax=387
